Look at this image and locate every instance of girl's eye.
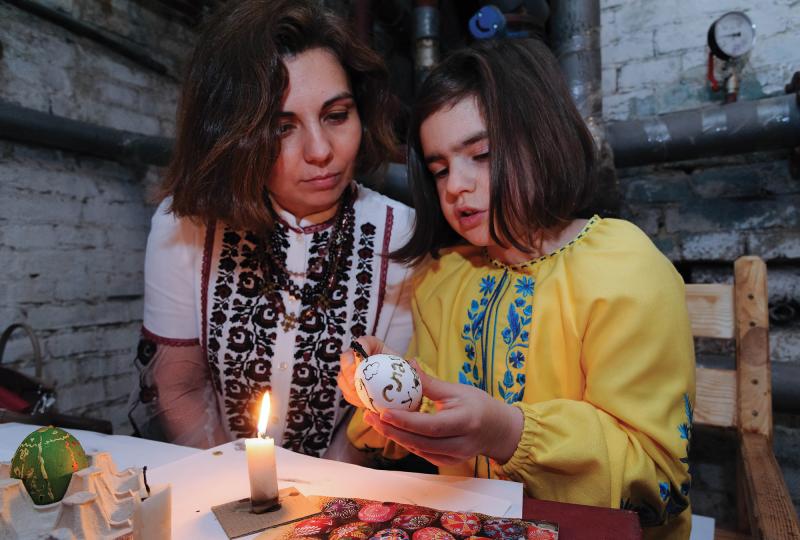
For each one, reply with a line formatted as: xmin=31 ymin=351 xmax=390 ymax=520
xmin=474 ymin=151 xmax=490 ymax=162
xmin=431 ymin=167 xmax=448 ymax=180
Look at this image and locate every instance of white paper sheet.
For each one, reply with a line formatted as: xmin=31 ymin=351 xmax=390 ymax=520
xmin=0 ymin=423 xmax=198 ymax=469
xmin=150 ymin=440 xmax=518 ymax=540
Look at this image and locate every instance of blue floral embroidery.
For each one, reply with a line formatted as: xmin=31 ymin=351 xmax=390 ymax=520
xmin=515 ymin=276 xmax=534 ymax=297
xmin=460 ymin=274 xmax=497 ymax=388
xmin=460 ymin=274 xmax=533 ymax=402
xmin=622 ymin=393 xmax=693 ymax=527
xmin=496 ymin=278 xmax=533 ymax=404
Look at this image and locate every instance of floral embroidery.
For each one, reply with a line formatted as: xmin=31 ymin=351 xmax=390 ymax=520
xmin=459 ymin=274 xmax=532 ymax=405
xmin=497 ymin=279 xmax=532 ymax=404
xmin=621 ymin=393 xmax=693 ymax=527
xmin=459 ymin=274 xmax=495 ymax=388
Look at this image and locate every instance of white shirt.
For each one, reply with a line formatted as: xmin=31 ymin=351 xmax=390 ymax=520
xmin=142 ymin=184 xmax=414 ymax=456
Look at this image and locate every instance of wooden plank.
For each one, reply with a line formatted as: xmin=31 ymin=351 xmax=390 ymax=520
xmin=686 ymin=284 xmax=735 ymax=339
xmin=734 ymin=257 xmax=772 ymax=438
xmin=714 ymin=528 xmax=750 ymax=540
xmin=695 ymin=367 xmax=737 ymax=428
xmin=739 ymin=432 xmax=800 ymax=539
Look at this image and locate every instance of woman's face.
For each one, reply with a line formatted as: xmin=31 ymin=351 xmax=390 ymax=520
xmin=267 ymin=47 xmax=362 ymax=219
xmin=420 ymin=96 xmax=492 ymax=248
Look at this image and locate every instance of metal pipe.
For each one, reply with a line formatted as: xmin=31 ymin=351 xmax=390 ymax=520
xmin=607 ymin=93 xmax=800 ymax=168
xmin=549 ymin=0 xmax=602 ymax=125
xmin=413 ymin=0 xmax=439 ymax=91
xmin=0 ymin=100 xmax=172 ymax=166
xmin=5 ymin=0 xmax=169 ymax=77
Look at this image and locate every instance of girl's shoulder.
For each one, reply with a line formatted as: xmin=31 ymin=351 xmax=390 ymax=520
xmin=564 ymin=217 xmax=684 ymax=297
xmin=412 ymin=245 xmax=485 ymax=302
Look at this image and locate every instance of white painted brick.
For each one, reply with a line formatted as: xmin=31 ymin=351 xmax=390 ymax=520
xmin=681 ymin=232 xmax=745 ymax=261
xmin=618 ymin=55 xmax=682 ymax=92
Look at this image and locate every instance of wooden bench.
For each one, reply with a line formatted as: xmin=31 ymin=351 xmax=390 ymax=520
xmin=688 ymin=256 xmax=800 ymax=539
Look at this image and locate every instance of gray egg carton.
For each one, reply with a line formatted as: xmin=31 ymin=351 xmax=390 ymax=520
xmin=0 ymin=452 xmax=170 ymax=540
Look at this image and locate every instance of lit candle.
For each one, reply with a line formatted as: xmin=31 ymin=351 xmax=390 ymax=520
xmin=245 ymin=391 xmax=279 ymax=513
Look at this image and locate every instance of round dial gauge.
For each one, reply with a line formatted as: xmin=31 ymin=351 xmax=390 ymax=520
xmin=708 ymin=11 xmax=756 ymax=60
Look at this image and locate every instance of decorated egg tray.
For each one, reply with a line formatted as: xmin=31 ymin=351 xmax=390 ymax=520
xmin=0 ymin=452 xmax=156 ymax=540
xmin=260 ymin=497 xmax=557 ymax=540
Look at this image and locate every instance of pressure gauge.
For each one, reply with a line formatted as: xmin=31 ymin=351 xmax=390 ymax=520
xmin=707 ymin=11 xmax=756 ymax=60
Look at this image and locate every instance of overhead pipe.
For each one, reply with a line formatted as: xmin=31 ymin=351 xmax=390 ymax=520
xmin=5 ymin=0 xmax=170 ymax=77
xmin=0 ymin=100 xmax=172 ymax=166
xmin=606 ymin=93 xmax=800 ymax=168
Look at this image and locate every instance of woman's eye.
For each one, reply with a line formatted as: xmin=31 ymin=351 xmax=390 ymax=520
xmin=279 ymin=123 xmax=295 ymax=136
xmin=326 ymin=110 xmax=350 ymax=124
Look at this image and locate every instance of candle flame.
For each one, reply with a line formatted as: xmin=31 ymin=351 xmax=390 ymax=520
xmin=257 ymin=391 xmax=270 ymax=437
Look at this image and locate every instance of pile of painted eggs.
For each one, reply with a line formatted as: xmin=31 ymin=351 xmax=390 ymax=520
xmin=289 ymin=498 xmax=557 ymax=540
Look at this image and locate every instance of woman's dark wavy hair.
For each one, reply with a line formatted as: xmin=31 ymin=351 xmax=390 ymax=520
xmin=393 ymin=39 xmax=597 ymax=265
xmin=161 ymin=0 xmax=398 ymax=231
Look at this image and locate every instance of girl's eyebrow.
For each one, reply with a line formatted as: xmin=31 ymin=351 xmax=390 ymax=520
xmin=279 ymin=91 xmax=354 ymax=118
xmin=424 ymin=130 xmax=488 ymax=164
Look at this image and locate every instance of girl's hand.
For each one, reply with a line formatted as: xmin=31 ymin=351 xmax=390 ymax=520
xmin=337 ymin=336 xmax=400 ymax=408
xmin=362 ymin=367 xmax=524 ymax=467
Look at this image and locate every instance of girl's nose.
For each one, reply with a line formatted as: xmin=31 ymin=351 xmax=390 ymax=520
xmin=445 ymin=162 xmax=476 ymax=196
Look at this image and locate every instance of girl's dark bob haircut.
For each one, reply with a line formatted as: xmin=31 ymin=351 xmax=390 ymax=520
xmin=161 ymin=0 xmax=397 ymax=231
xmin=394 ymin=39 xmax=597 ymax=265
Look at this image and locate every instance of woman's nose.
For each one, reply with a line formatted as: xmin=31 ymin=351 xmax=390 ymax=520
xmin=303 ymin=125 xmax=333 ymax=165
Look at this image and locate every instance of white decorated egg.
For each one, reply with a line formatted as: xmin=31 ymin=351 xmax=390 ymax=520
xmin=354 ymin=353 xmax=423 ymax=414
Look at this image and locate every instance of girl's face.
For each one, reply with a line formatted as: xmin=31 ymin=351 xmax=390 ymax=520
xmin=267 ymin=47 xmax=362 ymax=219
xmin=420 ymin=96 xmax=492 ymax=248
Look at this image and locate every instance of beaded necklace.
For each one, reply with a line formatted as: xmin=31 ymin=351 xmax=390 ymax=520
xmin=259 ymin=187 xmax=356 ymax=331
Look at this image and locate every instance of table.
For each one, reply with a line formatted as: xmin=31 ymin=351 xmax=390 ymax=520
xmin=1 ymin=422 xmax=648 ymax=539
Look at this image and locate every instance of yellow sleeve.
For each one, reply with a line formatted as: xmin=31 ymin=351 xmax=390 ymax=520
xmin=501 ymin=250 xmax=695 ymax=538
xmin=346 ymin=283 xmax=438 ymax=459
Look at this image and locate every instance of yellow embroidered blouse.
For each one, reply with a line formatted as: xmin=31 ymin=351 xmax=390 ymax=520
xmin=348 ymin=217 xmax=695 ymax=539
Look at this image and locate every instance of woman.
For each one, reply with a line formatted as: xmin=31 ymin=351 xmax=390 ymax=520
xmin=340 ymin=39 xmax=694 ymax=538
xmin=129 ymin=0 xmax=415 ymax=459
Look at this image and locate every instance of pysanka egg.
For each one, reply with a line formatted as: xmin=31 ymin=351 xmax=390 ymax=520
xmin=354 ymin=353 xmax=423 ymax=414
xmin=10 ymin=426 xmax=89 ymax=505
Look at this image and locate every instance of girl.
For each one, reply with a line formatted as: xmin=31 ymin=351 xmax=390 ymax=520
xmin=128 ymin=0 xmax=415 ymax=460
xmin=339 ymin=39 xmax=694 ymax=539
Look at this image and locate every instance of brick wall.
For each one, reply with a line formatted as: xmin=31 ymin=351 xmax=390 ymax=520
xmin=0 ymin=0 xmax=195 ymax=432
xmin=600 ymin=0 xmax=800 ymax=524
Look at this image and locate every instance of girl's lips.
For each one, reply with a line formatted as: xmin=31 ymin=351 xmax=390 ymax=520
xmin=457 ymin=209 xmax=486 ymax=229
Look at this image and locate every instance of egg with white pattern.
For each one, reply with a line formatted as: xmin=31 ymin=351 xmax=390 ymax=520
xmin=354 ymin=353 xmax=423 ymax=414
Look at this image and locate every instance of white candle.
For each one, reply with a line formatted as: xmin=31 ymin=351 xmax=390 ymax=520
xmin=245 ymin=392 xmax=279 ymax=508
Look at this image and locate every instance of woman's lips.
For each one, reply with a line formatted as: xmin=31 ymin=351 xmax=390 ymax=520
xmin=303 ymin=173 xmax=340 ymax=190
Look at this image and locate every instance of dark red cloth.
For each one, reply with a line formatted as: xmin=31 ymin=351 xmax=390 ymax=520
xmin=523 ymin=498 xmax=642 ymax=540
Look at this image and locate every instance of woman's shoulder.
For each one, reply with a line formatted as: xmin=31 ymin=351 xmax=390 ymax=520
xmin=148 ymin=196 xmax=206 ymax=251
xmin=354 ymin=183 xmax=414 ymax=219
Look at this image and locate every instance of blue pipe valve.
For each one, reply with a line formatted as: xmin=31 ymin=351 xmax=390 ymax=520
xmin=469 ymin=5 xmax=507 ymax=39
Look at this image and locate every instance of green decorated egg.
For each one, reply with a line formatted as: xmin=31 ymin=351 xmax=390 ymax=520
xmin=10 ymin=426 xmax=89 ymax=505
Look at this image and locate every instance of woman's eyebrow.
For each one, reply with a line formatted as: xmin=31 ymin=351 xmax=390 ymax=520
xmin=424 ymin=130 xmax=488 ymax=164
xmin=279 ymin=91 xmax=355 ymax=118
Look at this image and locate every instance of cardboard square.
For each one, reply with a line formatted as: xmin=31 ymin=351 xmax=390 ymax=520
xmin=211 ymin=487 xmax=319 ymax=539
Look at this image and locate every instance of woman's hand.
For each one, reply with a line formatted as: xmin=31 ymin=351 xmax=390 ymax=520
xmin=362 ymin=367 xmax=524 ymax=467
xmin=337 ymin=336 xmax=400 ymax=408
